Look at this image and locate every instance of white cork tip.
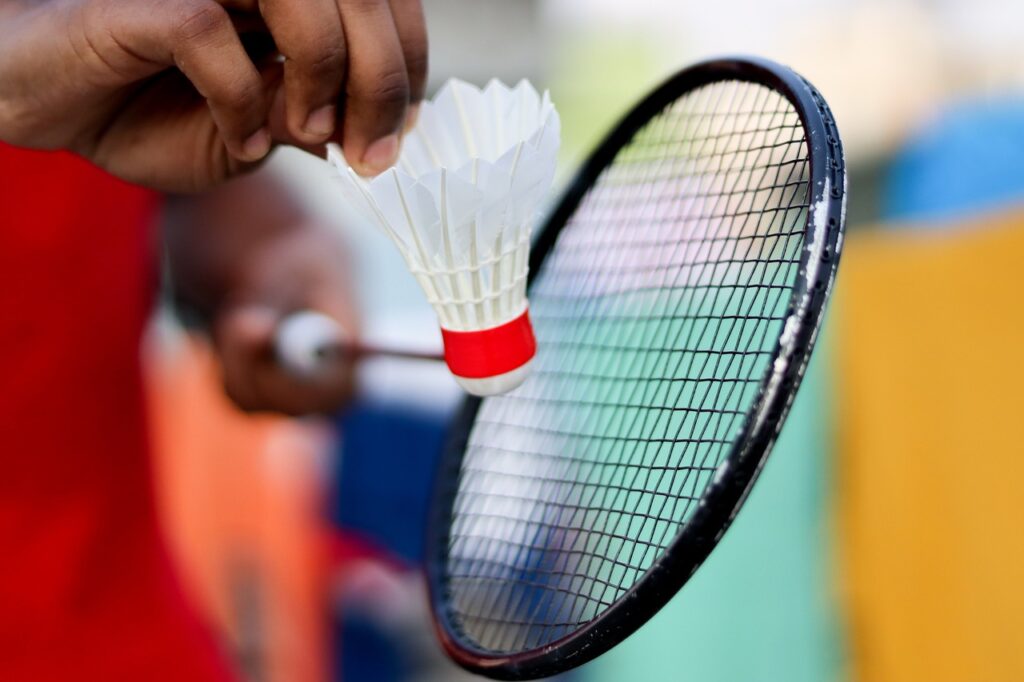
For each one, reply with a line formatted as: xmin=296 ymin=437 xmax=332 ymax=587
xmin=454 ymin=359 xmax=533 ymax=397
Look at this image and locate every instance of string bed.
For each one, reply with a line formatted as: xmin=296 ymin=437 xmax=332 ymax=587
xmin=436 ymin=79 xmax=812 ymax=655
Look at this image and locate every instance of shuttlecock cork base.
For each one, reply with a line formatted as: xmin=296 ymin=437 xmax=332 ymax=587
xmin=328 ymin=78 xmax=560 ymax=397
xmin=441 ymin=307 xmax=536 ymax=396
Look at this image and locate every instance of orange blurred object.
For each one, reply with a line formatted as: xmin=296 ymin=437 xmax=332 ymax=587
xmin=146 ymin=333 xmax=333 ymax=682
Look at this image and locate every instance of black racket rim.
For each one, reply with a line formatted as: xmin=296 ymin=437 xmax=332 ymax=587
xmin=426 ymin=55 xmax=846 ymax=680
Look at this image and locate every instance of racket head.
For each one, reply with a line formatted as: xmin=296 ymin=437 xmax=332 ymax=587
xmin=427 ymin=56 xmax=846 ymax=680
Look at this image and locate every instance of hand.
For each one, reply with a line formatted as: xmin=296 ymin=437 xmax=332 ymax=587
xmin=213 ymin=226 xmax=359 ymax=415
xmin=0 ymin=0 xmax=427 ymax=192
xmin=166 ymin=169 xmax=359 ymax=415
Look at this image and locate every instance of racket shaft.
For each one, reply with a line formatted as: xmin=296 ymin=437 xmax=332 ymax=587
xmin=275 ymin=310 xmax=442 ymax=378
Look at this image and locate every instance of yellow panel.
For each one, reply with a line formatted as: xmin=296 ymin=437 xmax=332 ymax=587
xmin=835 ymin=213 xmax=1024 ymax=682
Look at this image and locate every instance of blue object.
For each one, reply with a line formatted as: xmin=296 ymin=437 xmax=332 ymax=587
xmin=883 ymin=97 xmax=1024 ymax=224
xmin=335 ymin=613 xmax=407 ymax=682
xmin=329 ymin=401 xmax=448 ymax=682
xmin=332 ymin=401 xmax=450 ymax=565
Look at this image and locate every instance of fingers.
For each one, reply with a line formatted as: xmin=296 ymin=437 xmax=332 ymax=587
xmin=388 ymin=0 xmax=428 ymax=131
xmin=103 ymin=0 xmax=428 ymax=172
xmin=256 ymin=0 xmax=348 ymax=144
xmin=216 ymin=305 xmax=356 ymax=416
xmin=165 ymin=0 xmax=271 ymax=161
xmin=113 ymin=0 xmax=348 ymax=163
xmin=226 ymin=0 xmax=425 ymax=160
xmin=256 ymin=0 xmax=427 ymax=163
xmin=337 ymin=0 xmax=410 ymax=175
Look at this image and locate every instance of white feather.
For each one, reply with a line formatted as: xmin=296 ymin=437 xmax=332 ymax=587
xmin=328 ymin=78 xmax=561 ymax=333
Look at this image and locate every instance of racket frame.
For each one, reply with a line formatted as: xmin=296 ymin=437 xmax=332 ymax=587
xmin=426 ymin=55 xmax=847 ymax=680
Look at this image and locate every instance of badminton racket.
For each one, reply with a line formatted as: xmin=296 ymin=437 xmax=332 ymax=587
xmin=426 ymin=56 xmax=846 ymax=679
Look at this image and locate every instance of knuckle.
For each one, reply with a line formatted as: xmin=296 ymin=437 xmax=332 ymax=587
xmin=357 ymin=68 xmax=409 ymax=110
xmin=199 ymin=61 xmax=262 ymax=109
xmin=173 ymin=0 xmax=229 ymax=44
xmin=298 ymin=41 xmax=347 ymax=79
xmin=219 ymin=74 xmax=262 ymax=109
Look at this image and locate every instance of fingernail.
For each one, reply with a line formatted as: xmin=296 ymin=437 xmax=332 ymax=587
xmin=304 ymin=105 xmax=336 ymax=139
xmin=241 ymin=128 xmax=271 ymax=161
xmin=360 ymin=134 xmax=400 ymax=176
xmin=404 ymin=103 xmax=421 ymax=133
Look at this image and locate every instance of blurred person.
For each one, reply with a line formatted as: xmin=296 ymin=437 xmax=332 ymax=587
xmin=164 ymin=170 xmax=360 ymax=415
xmin=0 ymin=0 xmax=427 ymax=680
xmin=154 ymin=173 xmax=348 ymax=682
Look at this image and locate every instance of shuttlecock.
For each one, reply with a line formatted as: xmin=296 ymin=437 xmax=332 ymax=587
xmin=328 ymin=78 xmax=560 ymax=396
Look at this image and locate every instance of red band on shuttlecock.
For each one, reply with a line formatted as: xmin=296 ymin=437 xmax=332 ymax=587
xmin=441 ymin=309 xmax=536 ymax=379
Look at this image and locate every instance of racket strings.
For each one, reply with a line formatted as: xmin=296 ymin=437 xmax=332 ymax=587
xmin=440 ymin=79 xmax=812 ymax=654
xmin=452 ymin=90 xmax=802 ymax=647
xmin=528 ymin=84 xmax=798 ymax=643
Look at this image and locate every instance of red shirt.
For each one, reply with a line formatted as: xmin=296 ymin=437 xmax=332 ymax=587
xmin=0 ymin=145 xmax=235 ymax=681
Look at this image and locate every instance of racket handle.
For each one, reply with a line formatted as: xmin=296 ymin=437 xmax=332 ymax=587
xmin=275 ymin=311 xmax=444 ymax=378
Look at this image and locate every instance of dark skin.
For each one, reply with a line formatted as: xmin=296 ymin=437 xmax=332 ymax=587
xmin=0 ymin=0 xmax=428 ymax=191
xmin=0 ymin=0 xmax=423 ymax=412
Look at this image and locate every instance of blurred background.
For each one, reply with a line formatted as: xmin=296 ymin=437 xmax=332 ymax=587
xmin=146 ymin=0 xmax=1024 ymax=680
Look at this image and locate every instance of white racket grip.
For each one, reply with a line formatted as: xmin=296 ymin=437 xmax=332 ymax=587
xmin=275 ymin=311 xmax=346 ymax=378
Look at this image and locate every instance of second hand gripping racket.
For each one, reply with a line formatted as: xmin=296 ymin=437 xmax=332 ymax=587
xmin=426 ymin=57 xmax=846 ymax=679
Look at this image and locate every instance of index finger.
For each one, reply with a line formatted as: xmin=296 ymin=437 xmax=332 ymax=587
xmin=337 ymin=0 xmax=410 ymax=176
xmin=388 ymin=0 xmax=428 ymax=130
xmin=258 ymin=0 xmax=348 ymax=144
